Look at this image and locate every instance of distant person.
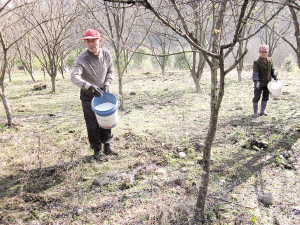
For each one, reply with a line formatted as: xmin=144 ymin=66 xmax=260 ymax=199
xmin=71 ymin=29 xmax=118 ymax=161
xmin=252 ymin=45 xmax=278 ymax=117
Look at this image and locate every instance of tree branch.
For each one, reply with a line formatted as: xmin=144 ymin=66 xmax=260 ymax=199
xmin=238 ymin=3 xmax=286 ymax=42
xmin=224 ymin=49 xmax=248 ymax=75
xmin=104 ymin=0 xmax=219 ymax=58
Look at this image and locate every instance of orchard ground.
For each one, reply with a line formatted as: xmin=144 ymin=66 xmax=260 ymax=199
xmin=0 ymin=68 xmax=300 ymax=224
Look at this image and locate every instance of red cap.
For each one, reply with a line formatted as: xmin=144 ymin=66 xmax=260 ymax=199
xmin=259 ymin=45 xmax=269 ymax=52
xmin=81 ymin=29 xmax=101 ymax=40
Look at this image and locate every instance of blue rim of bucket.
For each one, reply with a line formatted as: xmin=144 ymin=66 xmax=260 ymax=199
xmin=91 ymin=93 xmax=118 ymax=117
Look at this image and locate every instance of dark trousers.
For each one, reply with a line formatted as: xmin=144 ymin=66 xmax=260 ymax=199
xmin=80 ymin=89 xmax=113 ymax=151
xmin=252 ymin=85 xmax=269 ymax=102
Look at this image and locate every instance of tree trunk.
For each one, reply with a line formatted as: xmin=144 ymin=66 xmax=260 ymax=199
xmin=189 ymin=49 xmax=205 ymax=93
xmin=116 ymin=58 xmax=125 ymax=110
xmin=236 ymin=61 xmax=243 ymax=82
xmin=43 ymin=67 xmax=46 ymax=77
xmin=288 ymin=3 xmax=300 ymax=69
xmin=191 ymin=74 xmax=201 ymax=93
xmin=237 ymin=46 xmax=243 ymax=82
xmin=61 ymin=68 xmax=65 ymax=79
xmin=0 ymin=48 xmax=12 ymax=126
xmin=59 ymin=60 xmax=65 ymax=79
xmin=161 ymin=62 xmax=165 ymax=77
xmin=0 ymin=91 xmax=12 ymax=126
xmin=191 ymin=58 xmax=205 ymax=93
xmin=118 ymin=71 xmax=124 ymax=111
xmin=30 ymin=71 xmax=36 ymax=83
xmin=194 ymin=0 xmax=228 ymax=222
xmin=237 ymin=68 xmax=242 ymax=82
xmin=24 ymin=62 xmax=36 ymax=82
xmin=51 ymin=74 xmax=56 ymax=93
xmin=194 ymin=65 xmax=219 ymax=222
xmin=24 ymin=65 xmax=27 ymax=76
xmin=234 ymin=39 xmax=246 ymax=82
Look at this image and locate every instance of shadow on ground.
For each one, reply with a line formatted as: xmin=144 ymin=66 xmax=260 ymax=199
xmin=211 ymin=112 xmax=300 ymax=193
xmin=0 ymin=155 xmax=100 ymax=199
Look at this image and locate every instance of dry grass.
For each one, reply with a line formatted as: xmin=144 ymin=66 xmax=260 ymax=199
xmin=0 ymin=68 xmax=300 ymax=224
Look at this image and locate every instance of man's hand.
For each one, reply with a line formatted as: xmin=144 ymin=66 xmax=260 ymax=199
xmin=103 ymin=85 xmax=109 ymax=93
xmin=271 ymin=68 xmax=278 ymax=81
xmin=88 ymin=84 xmax=103 ymax=97
xmin=255 ymin=81 xmax=260 ymax=89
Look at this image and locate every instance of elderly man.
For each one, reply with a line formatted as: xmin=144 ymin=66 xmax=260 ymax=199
xmin=252 ymin=44 xmax=278 ymax=117
xmin=71 ymin=29 xmax=118 ymax=160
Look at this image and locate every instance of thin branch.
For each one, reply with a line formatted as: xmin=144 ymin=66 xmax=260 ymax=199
xmin=224 ymin=49 xmax=248 ymax=75
xmin=104 ymin=0 xmax=220 ymax=58
xmin=238 ymin=3 xmax=286 ymax=42
xmin=170 ymin=0 xmax=189 ymax=35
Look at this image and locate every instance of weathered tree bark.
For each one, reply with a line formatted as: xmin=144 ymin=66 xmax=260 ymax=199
xmin=51 ymin=75 xmax=56 ymax=93
xmin=235 ymin=40 xmax=247 ymax=82
xmin=191 ymin=68 xmax=202 ymax=93
xmin=42 ymin=66 xmax=46 ymax=77
xmin=191 ymin=54 xmax=205 ymax=93
xmin=0 ymin=91 xmax=12 ymax=126
xmin=115 ymin=52 xmax=125 ymax=110
xmin=288 ymin=2 xmax=300 ymax=69
xmin=194 ymin=1 xmax=228 ymax=221
xmin=58 ymin=60 xmax=65 ymax=79
xmin=118 ymin=66 xmax=125 ymax=110
xmin=0 ymin=31 xmax=12 ymax=126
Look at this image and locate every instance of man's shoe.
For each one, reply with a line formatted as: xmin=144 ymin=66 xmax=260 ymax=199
xmin=94 ymin=150 xmax=108 ymax=161
xmin=103 ymin=144 xmax=118 ymax=156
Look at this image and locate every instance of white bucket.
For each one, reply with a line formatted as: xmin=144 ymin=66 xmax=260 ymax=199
xmin=95 ymin=110 xmax=118 ymax=129
xmin=267 ymin=80 xmax=283 ymax=98
xmin=91 ymin=93 xmax=118 ymax=129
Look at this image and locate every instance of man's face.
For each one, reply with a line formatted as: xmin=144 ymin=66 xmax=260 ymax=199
xmin=85 ymin=39 xmax=100 ymax=55
xmin=259 ymin=51 xmax=268 ymax=59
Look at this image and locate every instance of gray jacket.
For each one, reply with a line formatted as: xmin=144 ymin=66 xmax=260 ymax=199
xmin=71 ymin=49 xmax=113 ymax=90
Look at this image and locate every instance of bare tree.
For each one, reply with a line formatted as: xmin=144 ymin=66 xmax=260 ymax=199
xmin=0 ymin=0 xmax=37 ymax=126
xmin=148 ymin=26 xmax=174 ymax=76
xmin=104 ymin=0 xmax=285 ymax=222
xmin=15 ymin=35 xmax=36 ymax=82
xmin=57 ymin=45 xmax=75 ymax=79
xmin=28 ymin=0 xmax=81 ymax=92
xmin=6 ymin=48 xmax=17 ymax=82
xmin=232 ymin=31 xmax=249 ymax=81
xmin=85 ymin=0 xmax=151 ymax=110
xmin=229 ymin=1 xmax=253 ymax=81
xmin=178 ymin=1 xmax=214 ymax=92
xmin=285 ymin=0 xmax=300 ymax=68
xmin=258 ymin=2 xmax=289 ymax=57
